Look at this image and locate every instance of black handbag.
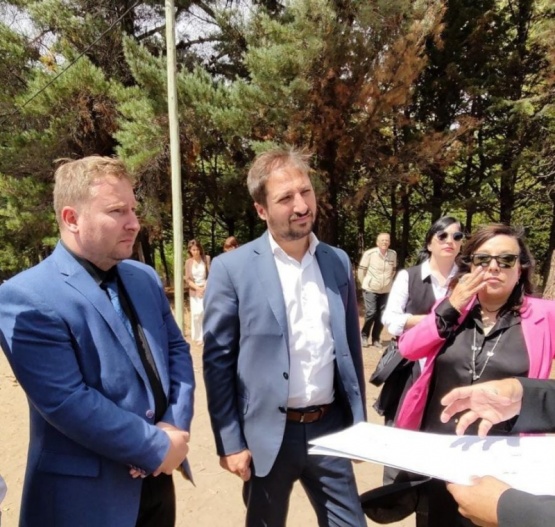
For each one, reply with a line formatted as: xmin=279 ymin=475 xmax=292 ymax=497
xmin=370 ymin=338 xmax=419 ymax=423
xmin=369 ymin=338 xmax=407 ymax=387
xmin=360 ymin=477 xmax=431 ymax=524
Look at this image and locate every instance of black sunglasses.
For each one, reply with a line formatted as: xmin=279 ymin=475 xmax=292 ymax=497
xmin=470 ymin=253 xmax=520 ymax=269
xmin=436 ymin=231 xmax=464 ymax=242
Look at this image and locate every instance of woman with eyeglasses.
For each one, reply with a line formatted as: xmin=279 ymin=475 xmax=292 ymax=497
xmin=363 ymin=217 xmax=464 ymax=524
xmin=378 ymin=216 xmax=464 ymax=426
xmin=395 ymin=223 xmax=555 ymax=527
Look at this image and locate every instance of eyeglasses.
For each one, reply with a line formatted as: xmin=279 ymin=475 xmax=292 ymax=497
xmin=436 ymin=231 xmax=464 ymax=242
xmin=470 ymin=254 xmax=520 ymax=269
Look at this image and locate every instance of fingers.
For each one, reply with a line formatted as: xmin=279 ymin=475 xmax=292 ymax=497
xmin=440 ymin=387 xmax=474 ymax=417
xmin=453 ymin=410 xmax=481 ymax=436
xmin=476 ymin=419 xmax=494 ymax=439
xmin=450 ymin=268 xmax=486 ymax=311
xmin=220 ymin=450 xmax=252 ymax=481
xmin=440 ymin=400 xmax=465 ymax=421
xmin=239 ymin=466 xmax=251 ymax=481
xmin=128 ymin=466 xmax=147 ymax=478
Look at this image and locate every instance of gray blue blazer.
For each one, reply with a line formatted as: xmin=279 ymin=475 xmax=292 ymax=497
xmin=203 ymin=232 xmax=366 ymax=477
xmin=0 ymin=242 xmax=195 ymax=527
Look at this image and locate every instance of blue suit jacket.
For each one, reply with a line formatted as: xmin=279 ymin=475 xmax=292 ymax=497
xmin=203 ymin=233 xmax=366 ymax=477
xmin=0 ymin=243 xmax=195 ymax=527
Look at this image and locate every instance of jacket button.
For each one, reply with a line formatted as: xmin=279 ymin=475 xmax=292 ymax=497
xmin=283 ymin=372 xmax=289 ymax=379
xmin=146 ymin=409 xmax=155 ymax=419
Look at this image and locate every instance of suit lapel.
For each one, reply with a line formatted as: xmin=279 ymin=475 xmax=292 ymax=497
xmin=253 ymin=234 xmax=289 ymax=343
xmin=52 ymin=244 xmax=151 ymax=389
xmin=118 ymin=264 xmax=170 ymax=394
xmin=315 ymin=244 xmax=347 ymax=351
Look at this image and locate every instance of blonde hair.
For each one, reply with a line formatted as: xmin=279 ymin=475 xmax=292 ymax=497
xmin=53 ymin=156 xmax=134 ymax=225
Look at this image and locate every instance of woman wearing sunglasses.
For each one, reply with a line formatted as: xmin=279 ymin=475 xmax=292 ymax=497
xmin=395 ymin=223 xmax=555 ymax=527
xmin=378 ymin=216 xmax=464 ymax=428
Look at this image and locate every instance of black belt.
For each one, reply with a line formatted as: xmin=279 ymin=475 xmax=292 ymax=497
xmin=284 ymin=404 xmax=332 ymax=424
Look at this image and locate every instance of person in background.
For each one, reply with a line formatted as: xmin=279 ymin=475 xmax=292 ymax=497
xmin=357 ymin=232 xmax=397 ymax=348
xmin=0 ymin=156 xmax=195 ymax=527
xmin=223 ymin=236 xmax=239 ymax=252
xmin=395 ymin=223 xmax=555 ymax=526
xmin=185 ymin=239 xmax=210 ymax=345
xmin=203 ymin=146 xmax=367 ymax=526
xmin=441 ymin=377 xmax=555 ymax=527
xmin=379 ymin=216 xmax=463 ymax=426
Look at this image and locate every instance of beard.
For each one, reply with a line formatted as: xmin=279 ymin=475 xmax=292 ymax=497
xmin=281 ymin=211 xmax=315 ymax=241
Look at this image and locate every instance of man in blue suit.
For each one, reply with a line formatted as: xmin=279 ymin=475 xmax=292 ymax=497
xmin=0 ymin=156 xmax=195 ymax=527
xmin=203 ymin=146 xmax=367 ymax=526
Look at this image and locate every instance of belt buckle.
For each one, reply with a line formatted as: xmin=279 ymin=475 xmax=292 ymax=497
xmin=302 ymin=407 xmax=322 ymax=423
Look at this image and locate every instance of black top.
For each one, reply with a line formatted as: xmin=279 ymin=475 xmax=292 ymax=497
xmin=421 ymin=299 xmax=529 ymax=435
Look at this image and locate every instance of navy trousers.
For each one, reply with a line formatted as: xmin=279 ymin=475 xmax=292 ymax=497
xmin=136 ymin=473 xmax=175 ymax=527
xmin=242 ymin=404 xmax=366 ymax=527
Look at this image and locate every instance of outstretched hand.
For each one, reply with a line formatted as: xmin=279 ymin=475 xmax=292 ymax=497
xmin=440 ymin=379 xmax=524 ymax=436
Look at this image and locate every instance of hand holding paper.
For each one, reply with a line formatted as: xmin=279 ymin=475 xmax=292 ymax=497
xmin=309 ymin=422 xmax=555 ymax=496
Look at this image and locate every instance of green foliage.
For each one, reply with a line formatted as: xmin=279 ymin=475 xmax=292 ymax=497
xmin=0 ymin=173 xmax=56 ymax=276
xmin=0 ymin=0 xmax=554 ymax=286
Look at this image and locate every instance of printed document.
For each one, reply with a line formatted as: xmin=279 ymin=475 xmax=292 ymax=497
xmin=309 ymin=422 xmax=555 ymax=495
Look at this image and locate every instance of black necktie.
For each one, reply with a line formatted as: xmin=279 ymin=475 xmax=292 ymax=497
xmin=101 ymin=274 xmax=167 ymax=421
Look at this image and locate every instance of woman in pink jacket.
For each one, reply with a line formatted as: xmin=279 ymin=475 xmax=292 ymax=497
xmin=396 ymin=223 xmax=555 ymax=527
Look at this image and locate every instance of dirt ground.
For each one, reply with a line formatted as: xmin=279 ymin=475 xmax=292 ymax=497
xmin=0 ymin=316 xmax=413 ymax=527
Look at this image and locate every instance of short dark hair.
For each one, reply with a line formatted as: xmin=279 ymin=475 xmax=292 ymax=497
xmin=416 ymin=216 xmax=462 ymax=264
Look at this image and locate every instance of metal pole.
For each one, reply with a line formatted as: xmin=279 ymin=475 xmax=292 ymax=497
xmin=165 ymin=0 xmax=184 ymax=332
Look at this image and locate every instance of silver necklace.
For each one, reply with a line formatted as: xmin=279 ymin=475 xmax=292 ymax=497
xmin=470 ymin=326 xmax=504 ymax=381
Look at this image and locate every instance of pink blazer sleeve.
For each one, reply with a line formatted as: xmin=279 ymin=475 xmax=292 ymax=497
xmin=398 ymin=296 xmax=476 ymax=360
xmin=396 ymin=296 xmax=555 ymax=431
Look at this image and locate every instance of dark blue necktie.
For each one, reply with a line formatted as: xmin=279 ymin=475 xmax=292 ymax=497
xmin=104 ymin=278 xmax=135 ymax=340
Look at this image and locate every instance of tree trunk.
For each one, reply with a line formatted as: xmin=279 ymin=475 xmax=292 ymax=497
xmin=542 ymin=250 xmax=555 ymax=300
xmin=159 ymin=239 xmax=171 ymax=287
xmin=541 ymin=191 xmax=555 ymax=288
xmin=136 ymin=228 xmax=154 ymax=268
xmin=356 ymin=201 xmax=367 ymax=258
xmin=399 ymin=189 xmax=411 ymax=268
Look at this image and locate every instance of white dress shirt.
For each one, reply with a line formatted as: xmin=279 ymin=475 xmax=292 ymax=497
xmin=268 ymin=232 xmax=335 ymax=408
xmin=382 ymin=258 xmax=458 ymax=336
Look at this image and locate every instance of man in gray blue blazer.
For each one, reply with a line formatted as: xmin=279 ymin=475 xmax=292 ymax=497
xmin=441 ymin=377 xmax=555 ymax=527
xmin=0 ymin=157 xmax=195 ymax=527
xmin=203 ymin=146 xmax=366 ymax=526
